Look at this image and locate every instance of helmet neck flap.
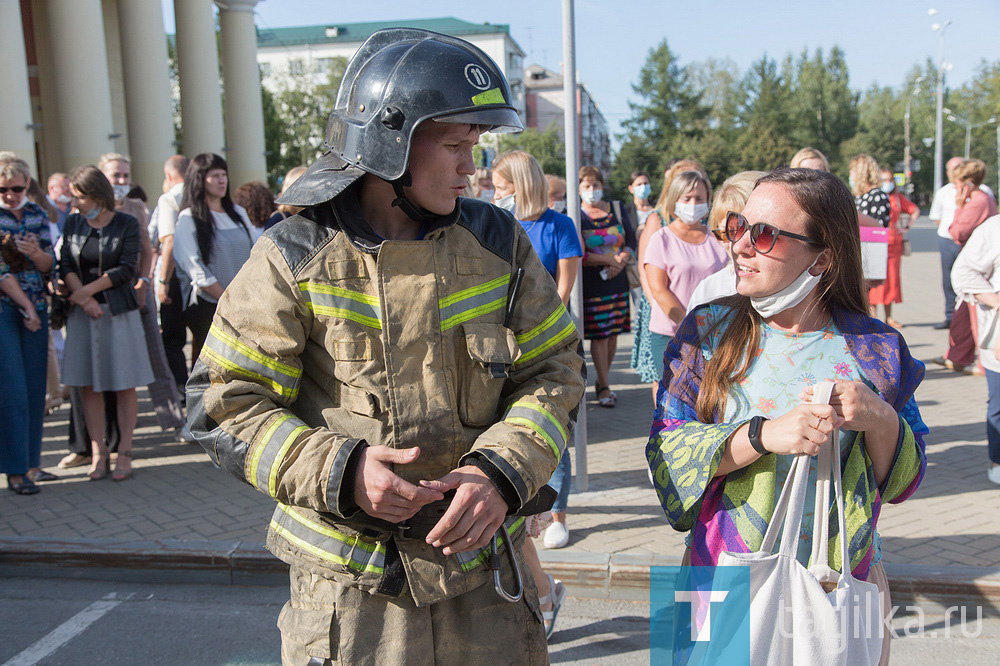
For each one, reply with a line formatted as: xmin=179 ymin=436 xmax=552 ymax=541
xmin=387 ymin=170 xmax=452 ymax=224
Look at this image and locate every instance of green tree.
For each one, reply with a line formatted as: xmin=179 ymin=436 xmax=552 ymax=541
xmin=786 ymin=47 xmax=859 ymax=170
xmin=496 ymin=125 xmax=567 ymax=176
xmin=734 ymin=55 xmax=796 ymax=171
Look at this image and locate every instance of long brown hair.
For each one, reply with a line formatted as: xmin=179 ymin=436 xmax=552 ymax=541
xmin=695 ymin=168 xmax=869 ymax=421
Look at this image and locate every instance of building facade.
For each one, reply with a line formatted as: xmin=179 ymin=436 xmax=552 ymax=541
xmin=256 ymin=17 xmax=527 ymax=118
xmin=2 ymin=0 xmax=267 ymax=197
xmin=524 ymin=64 xmax=611 ymax=175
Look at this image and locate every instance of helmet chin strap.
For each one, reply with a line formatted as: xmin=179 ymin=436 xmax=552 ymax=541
xmin=388 ymin=171 xmax=446 ymax=224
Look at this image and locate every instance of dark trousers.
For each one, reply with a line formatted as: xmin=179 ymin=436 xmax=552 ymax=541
xmin=938 ymin=235 xmax=961 ymax=321
xmin=160 ymin=275 xmax=189 ymax=386
xmin=945 ymin=301 xmax=977 ymax=367
xmin=985 ymin=370 xmax=1000 ymax=465
xmin=67 ymin=388 xmax=120 ymax=455
xmin=185 ymin=296 xmax=217 ymax=369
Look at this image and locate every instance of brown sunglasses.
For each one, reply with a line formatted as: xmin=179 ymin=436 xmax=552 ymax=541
xmin=724 ymin=211 xmax=819 ymax=254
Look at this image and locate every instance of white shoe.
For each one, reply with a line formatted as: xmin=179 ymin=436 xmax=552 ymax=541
xmin=988 ymin=465 xmax=1000 ymax=485
xmin=543 ymin=521 xmax=569 ymax=549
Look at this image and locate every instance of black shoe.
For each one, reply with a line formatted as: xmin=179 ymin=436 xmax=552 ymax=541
xmin=28 ymin=470 xmax=59 ymax=482
xmin=933 ymin=319 xmax=952 ymax=330
xmin=7 ymin=476 xmax=40 ymax=495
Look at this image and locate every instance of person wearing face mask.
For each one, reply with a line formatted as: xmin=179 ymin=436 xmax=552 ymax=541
xmin=468 ymin=166 xmax=494 ymax=203
xmin=625 ymin=171 xmax=655 ymax=235
xmin=642 ymin=171 xmax=728 ymax=402
xmin=98 ymin=154 xmax=184 ymax=436
xmin=868 ymin=168 xmax=919 ymax=329
xmin=0 ymin=154 xmax=57 ymax=495
xmin=647 ymin=168 xmax=928 ymax=666
xmin=546 ymin=174 xmax=567 ymax=214
xmin=46 ymin=172 xmax=73 ymax=233
xmin=580 ymin=165 xmax=636 ymax=408
xmin=60 ymin=165 xmax=154 ymax=482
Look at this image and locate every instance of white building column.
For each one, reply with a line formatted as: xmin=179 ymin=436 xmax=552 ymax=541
xmin=117 ymin=0 xmax=175 ymax=195
xmin=0 ymin=0 xmax=37 ymax=175
xmin=217 ymin=0 xmax=267 ymax=187
xmin=45 ymin=0 xmax=116 ymax=170
xmin=174 ymin=0 xmax=225 ymax=158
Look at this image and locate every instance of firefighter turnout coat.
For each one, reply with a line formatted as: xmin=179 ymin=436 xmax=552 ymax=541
xmin=187 ymin=191 xmax=585 ymax=606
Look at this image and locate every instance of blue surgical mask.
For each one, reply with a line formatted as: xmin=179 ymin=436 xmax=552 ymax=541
xmin=880 ymin=181 xmax=894 ymax=193
xmin=633 ymin=183 xmax=651 ymax=200
xmin=82 ymin=206 xmax=101 ymax=221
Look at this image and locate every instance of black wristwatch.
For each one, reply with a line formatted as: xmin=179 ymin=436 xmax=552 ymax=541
xmin=748 ymin=415 xmax=770 ymax=455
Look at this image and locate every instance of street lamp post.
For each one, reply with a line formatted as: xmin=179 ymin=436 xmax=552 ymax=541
xmin=943 ymin=107 xmax=998 ymax=159
xmin=929 ymin=9 xmax=951 ymax=193
xmin=904 ymin=77 xmax=923 ymax=194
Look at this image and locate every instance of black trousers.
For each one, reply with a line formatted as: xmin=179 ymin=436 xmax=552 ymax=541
xmin=185 ymin=296 xmax=218 ymax=370
xmin=160 ymin=275 xmax=189 ymax=386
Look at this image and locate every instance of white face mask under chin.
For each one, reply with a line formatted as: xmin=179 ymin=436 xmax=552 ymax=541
xmin=750 ymin=257 xmax=824 ymax=318
xmin=0 ymin=195 xmax=27 ymax=211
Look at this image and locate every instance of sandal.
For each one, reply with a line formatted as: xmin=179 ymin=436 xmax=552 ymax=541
xmin=27 ymin=469 xmax=59 ymax=482
xmin=595 ymin=384 xmax=616 ymax=408
xmin=112 ymin=450 xmax=133 ymax=482
xmin=89 ymin=449 xmax=110 ymax=481
xmin=7 ymin=475 xmax=40 ymax=496
xmin=539 ymin=574 xmax=567 ymax=640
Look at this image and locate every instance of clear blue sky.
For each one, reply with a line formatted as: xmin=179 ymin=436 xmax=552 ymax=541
xmin=164 ymin=0 xmax=1000 ymax=142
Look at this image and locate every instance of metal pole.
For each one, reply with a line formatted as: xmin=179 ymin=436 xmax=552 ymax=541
xmin=562 ymin=0 xmax=587 ymax=492
xmin=965 ymin=126 xmax=971 ymax=159
xmin=933 ymin=22 xmax=950 ymax=193
xmin=996 ymin=125 xmax=999 ymax=195
xmin=904 ymin=98 xmax=912 ymax=192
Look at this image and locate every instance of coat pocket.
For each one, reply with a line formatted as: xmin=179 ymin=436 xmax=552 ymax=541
xmin=458 ymin=323 xmax=520 ymax=426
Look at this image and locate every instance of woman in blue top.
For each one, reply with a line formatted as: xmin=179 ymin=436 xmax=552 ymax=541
xmin=0 ymin=154 xmax=57 ymax=495
xmin=491 ymin=149 xmax=582 ymax=637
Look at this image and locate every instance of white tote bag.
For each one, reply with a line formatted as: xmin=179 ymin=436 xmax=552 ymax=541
xmin=708 ymin=381 xmax=883 ymax=665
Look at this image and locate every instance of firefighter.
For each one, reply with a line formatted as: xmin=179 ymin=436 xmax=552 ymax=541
xmin=186 ymin=28 xmax=585 ymax=665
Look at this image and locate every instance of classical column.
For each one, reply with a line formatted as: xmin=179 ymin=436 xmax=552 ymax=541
xmin=0 ymin=0 xmax=37 ymax=175
xmin=45 ymin=0 xmax=116 ymax=170
xmin=174 ymin=0 xmax=225 ymax=158
xmin=217 ymin=0 xmax=267 ymax=187
xmin=117 ymin=0 xmax=175 ymax=195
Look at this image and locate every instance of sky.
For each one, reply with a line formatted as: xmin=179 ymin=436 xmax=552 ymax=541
xmin=163 ymin=0 xmax=1000 ymax=144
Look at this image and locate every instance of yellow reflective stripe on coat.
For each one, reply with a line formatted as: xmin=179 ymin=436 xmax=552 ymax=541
xmin=299 ymin=282 xmax=382 ymax=329
xmin=248 ymin=414 xmax=308 ymax=495
xmin=515 ymin=303 xmax=576 ymax=366
xmin=439 ymin=274 xmax=510 ymax=331
xmin=453 ymin=516 xmax=525 ymax=572
xmin=271 ymin=504 xmax=386 ymax=574
xmin=504 ymin=400 xmax=567 ymax=458
xmin=202 ymin=325 xmax=302 ymax=401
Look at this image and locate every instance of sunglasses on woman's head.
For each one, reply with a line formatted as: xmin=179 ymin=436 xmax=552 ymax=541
xmin=0 ymin=186 xmax=26 ymax=194
xmin=724 ymin=211 xmax=819 ymax=254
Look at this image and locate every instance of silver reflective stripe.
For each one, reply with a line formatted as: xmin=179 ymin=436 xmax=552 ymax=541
xmin=202 ymin=325 xmax=301 ymax=401
xmin=439 ymin=274 xmax=510 ymax=331
xmin=515 ymin=304 xmax=576 ymax=365
xmin=271 ymin=504 xmax=386 ymax=574
xmin=453 ymin=516 xmax=525 ymax=572
xmin=504 ymin=401 xmax=567 ymax=458
xmin=248 ymin=414 xmax=308 ymax=496
xmin=299 ymin=282 xmax=382 ymax=330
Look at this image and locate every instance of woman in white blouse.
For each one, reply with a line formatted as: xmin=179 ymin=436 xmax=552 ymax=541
xmin=951 ymin=212 xmax=1000 ymax=485
xmin=172 ymin=153 xmax=256 ymax=364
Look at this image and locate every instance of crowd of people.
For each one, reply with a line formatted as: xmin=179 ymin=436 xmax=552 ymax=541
xmin=2 ymin=139 xmax=996 ymax=657
xmin=0 ymin=148 xmax=305 ymax=494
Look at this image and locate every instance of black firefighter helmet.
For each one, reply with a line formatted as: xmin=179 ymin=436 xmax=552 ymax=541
xmin=278 ymin=28 xmax=523 ymax=209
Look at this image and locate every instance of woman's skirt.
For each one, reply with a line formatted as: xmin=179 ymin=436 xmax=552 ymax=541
xmin=62 ymin=305 xmax=154 ymax=392
xmin=583 ymin=291 xmax=630 ymax=340
xmin=630 ymin=294 xmax=661 ymax=383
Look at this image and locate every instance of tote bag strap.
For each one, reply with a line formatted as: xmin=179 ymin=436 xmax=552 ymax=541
xmin=759 ymin=445 xmax=811 ymax=556
xmin=807 ymin=381 xmax=853 ymax=585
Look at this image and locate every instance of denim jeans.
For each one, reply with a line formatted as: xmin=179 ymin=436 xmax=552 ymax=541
xmin=938 ymin=235 xmax=961 ymax=321
xmin=985 ymin=370 xmax=1000 ymax=465
xmin=0 ymin=304 xmax=48 ymax=475
xmin=547 ymin=447 xmax=572 ymax=513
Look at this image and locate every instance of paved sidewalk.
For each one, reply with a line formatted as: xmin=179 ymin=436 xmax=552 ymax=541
xmin=2 ymin=222 xmax=998 ymax=584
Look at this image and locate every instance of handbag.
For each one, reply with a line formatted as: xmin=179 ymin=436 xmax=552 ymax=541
xmin=611 ymin=201 xmax=642 ymax=289
xmin=707 ymin=381 xmax=883 ymax=665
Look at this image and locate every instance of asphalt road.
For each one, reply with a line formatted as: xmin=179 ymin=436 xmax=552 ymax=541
xmin=3 ymin=576 xmax=999 ymax=665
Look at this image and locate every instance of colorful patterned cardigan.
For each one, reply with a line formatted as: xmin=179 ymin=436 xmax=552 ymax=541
xmin=645 ymin=304 xmax=928 ymax=581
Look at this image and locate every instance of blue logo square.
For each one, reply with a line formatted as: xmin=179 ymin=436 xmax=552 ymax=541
xmin=650 ymin=566 xmax=755 ymax=665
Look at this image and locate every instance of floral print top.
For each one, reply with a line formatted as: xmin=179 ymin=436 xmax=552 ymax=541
xmin=0 ymin=202 xmax=55 ymax=312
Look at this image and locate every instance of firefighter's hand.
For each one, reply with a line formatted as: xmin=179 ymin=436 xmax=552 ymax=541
xmin=421 ymin=466 xmax=507 ymax=556
xmin=353 ymin=446 xmax=444 ymax=523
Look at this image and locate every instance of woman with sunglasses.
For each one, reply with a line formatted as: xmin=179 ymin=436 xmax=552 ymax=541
xmin=641 ymin=171 xmax=728 ymax=403
xmin=647 ymin=168 xmax=927 ymax=665
xmin=0 ymin=154 xmax=56 ymax=495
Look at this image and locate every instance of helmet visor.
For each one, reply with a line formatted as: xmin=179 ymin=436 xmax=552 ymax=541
xmin=432 ymin=107 xmax=523 ymax=134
